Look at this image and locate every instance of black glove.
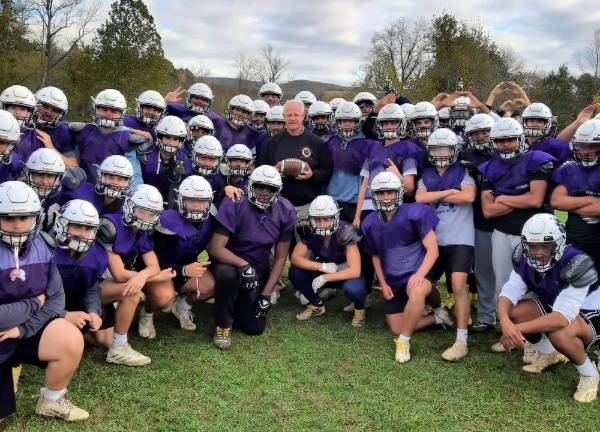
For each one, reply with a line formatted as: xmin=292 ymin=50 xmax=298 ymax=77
xmin=63 ymin=166 xmax=87 ymax=190
xmin=255 ymin=295 xmax=271 ymax=319
xmin=167 ymin=159 xmax=185 ymax=183
xmin=239 ymin=264 xmax=259 ymax=291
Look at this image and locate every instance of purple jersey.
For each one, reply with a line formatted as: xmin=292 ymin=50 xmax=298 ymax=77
xmin=461 ymin=149 xmax=494 ymax=231
xmin=65 ymin=182 xmax=124 ymax=216
xmin=75 ymin=124 xmax=132 ymax=183
xmin=155 ymin=209 xmax=213 ymax=266
xmin=420 ymin=162 xmax=466 ymax=192
xmin=123 ymin=114 xmax=157 ymax=141
xmin=215 ymin=196 xmax=296 ymax=274
xmin=139 ymin=145 xmax=192 ymax=200
xmin=298 ymin=220 xmax=355 ymax=263
xmin=361 ymin=203 xmax=439 ymax=287
xmin=212 ymin=116 xmax=258 ymax=152
xmin=16 ymin=122 xmax=75 ymax=160
xmin=0 ymin=154 xmax=23 ymax=183
xmin=369 ymin=138 xmax=425 ymax=176
xmin=327 ymin=135 xmax=379 ymax=177
xmin=166 ymin=103 xmax=221 ymax=124
xmin=529 ymin=137 xmax=570 ymax=164
xmin=100 ymin=213 xmax=154 ymax=269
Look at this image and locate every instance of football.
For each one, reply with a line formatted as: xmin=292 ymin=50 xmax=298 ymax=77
xmin=278 ymin=158 xmax=307 ymax=177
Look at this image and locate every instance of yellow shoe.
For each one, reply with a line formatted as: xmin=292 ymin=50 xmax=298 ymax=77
xmin=574 ymin=374 xmax=600 ymax=403
xmin=470 ymin=292 xmax=478 ymax=308
xmin=394 ymin=338 xmax=411 ymax=363
xmin=351 ymin=309 xmax=365 ymax=328
xmin=12 ymin=365 xmax=22 ymax=393
xmin=441 ymin=340 xmax=468 ymax=362
xmin=35 ymin=390 xmax=89 ymax=422
xmin=213 ymin=326 xmax=232 ymax=350
xmin=522 ymin=351 xmax=569 ymax=374
xmin=296 ymin=304 xmax=325 ymax=321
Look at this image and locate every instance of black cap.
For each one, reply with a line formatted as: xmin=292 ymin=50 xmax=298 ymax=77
xmin=395 ymin=95 xmax=411 ymax=105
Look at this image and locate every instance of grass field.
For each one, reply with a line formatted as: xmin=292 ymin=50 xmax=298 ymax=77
xmin=3 ymin=276 xmax=599 ymax=432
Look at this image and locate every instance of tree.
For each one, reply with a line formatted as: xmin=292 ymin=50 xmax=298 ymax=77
xmin=528 ymin=65 xmax=576 ymax=130
xmin=30 ymin=0 xmax=100 ymax=86
xmin=577 ymin=29 xmax=600 ymax=79
xmin=231 ymin=52 xmax=259 ymax=94
xmin=254 ymin=44 xmax=291 ymax=84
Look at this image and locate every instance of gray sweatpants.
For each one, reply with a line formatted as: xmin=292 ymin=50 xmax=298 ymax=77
xmin=491 ymin=229 xmax=521 ymax=308
xmin=474 ymin=229 xmax=496 ymax=325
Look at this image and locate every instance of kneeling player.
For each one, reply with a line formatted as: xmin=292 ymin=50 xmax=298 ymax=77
xmin=208 ymin=165 xmax=296 ymax=349
xmin=361 ymin=172 xmax=440 ymax=363
xmin=498 ymin=214 xmax=600 ymax=402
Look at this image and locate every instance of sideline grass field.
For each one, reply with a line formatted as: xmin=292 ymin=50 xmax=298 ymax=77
xmin=4 ymin=280 xmax=599 ymax=432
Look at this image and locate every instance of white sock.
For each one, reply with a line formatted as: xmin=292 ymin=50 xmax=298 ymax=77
xmin=456 ymin=328 xmax=468 ymax=343
xmin=112 ymin=332 xmax=128 ymax=348
xmin=537 ymin=335 xmax=555 ymax=355
xmin=399 ymin=334 xmax=410 ymax=343
xmin=42 ymin=387 xmax=66 ymax=401
xmin=140 ymin=308 xmax=153 ymax=318
xmin=433 ymin=307 xmax=443 ymax=324
xmin=575 ymin=357 xmax=599 ymax=377
xmin=176 ymin=295 xmax=192 ymax=311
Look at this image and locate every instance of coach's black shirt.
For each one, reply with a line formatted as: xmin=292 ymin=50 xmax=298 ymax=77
xmin=257 ymin=129 xmax=332 ymax=207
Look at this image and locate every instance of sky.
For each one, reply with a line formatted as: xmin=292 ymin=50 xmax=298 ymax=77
xmin=89 ymin=0 xmax=600 ymax=86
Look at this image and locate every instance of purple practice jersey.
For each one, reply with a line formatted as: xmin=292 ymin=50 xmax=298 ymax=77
xmin=212 ymin=116 xmax=258 ymax=152
xmin=99 ymin=213 xmax=154 ymax=270
xmin=123 ymin=114 xmax=157 ymax=141
xmin=461 ymin=148 xmax=494 ymax=232
xmin=166 ymin=103 xmax=221 ymax=124
xmin=155 ymin=209 xmax=213 ymax=266
xmin=215 ymin=196 xmax=296 ymax=275
xmin=298 ymin=220 xmax=358 ymax=264
xmin=529 ymin=137 xmax=571 ymax=164
xmin=15 ymin=122 xmax=75 ymax=160
xmin=64 ymin=182 xmax=124 ymax=216
xmin=361 ymin=203 xmax=439 ymax=288
xmin=0 ymin=154 xmax=23 ymax=183
xmin=420 ymin=162 xmax=466 ymax=192
xmin=368 ymin=138 xmax=425 ymax=177
xmin=139 ymin=145 xmax=192 ymax=201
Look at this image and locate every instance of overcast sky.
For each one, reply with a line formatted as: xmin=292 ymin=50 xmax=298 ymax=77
xmin=93 ymin=0 xmax=600 ymax=86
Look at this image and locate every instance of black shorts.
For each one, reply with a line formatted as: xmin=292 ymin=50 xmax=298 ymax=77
xmin=580 ymin=310 xmax=600 ymax=350
xmin=427 ymin=245 xmax=474 ymax=283
xmin=384 ymin=285 xmax=409 ymax=315
xmin=66 ymin=299 xmax=114 ymax=331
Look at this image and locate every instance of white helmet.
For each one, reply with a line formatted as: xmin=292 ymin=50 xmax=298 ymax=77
xmin=192 ymin=135 xmax=223 ymax=176
xmin=248 ymin=165 xmax=282 ymax=209
xmin=136 ymin=90 xmax=166 ymax=126
xmin=188 ymin=115 xmax=214 ymax=138
xmin=226 ymin=94 xmax=254 ymax=127
xmin=0 ymin=110 xmax=21 ymax=163
xmin=53 ymin=199 xmax=99 ymax=254
xmin=176 ymin=175 xmax=213 ymax=222
xmin=122 ymin=184 xmax=164 ymax=231
xmin=595 ymin=113 xmax=600 ymax=120
xmin=329 ymin=97 xmax=346 ymax=113
xmin=259 ymin=82 xmax=283 ymax=98
xmin=252 ymin=99 xmax=270 ymax=130
xmin=93 ymin=89 xmax=126 ymax=128
xmin=522 ymin=102 xmax=553 ymax=138
xmin=353 ymin=92 xmax=377 ymax=105
xmin=410 ymin=101 xmax=439 ymax=139
xmin=266 ymin=105 xmax=285 ymax=136
xmin=449 ymin=96 xmax=476 ymax=128
xmin=521 ymin=213 xmax=566 ymax=273
xmin=186 ymin=83 xmax=214 ymax=114
xmin=225 ymin=144 xmax=253 ymax=176
xmin=401 ymin=103 xmax=416 ymax=136
xmin=370 ymin=171 xmax=405 ymax=212
xmin=308 ymin=101 xmax=333 ymax=133
xmin=465 ymin=113 xmax=495 ymax=151
xmin=571 ymin=119 xmax=600 ymax=167
xmin=308 ymin=195 xmax=340 ymax=236
xmin=33 ymin=86 xmax=68 ymax=128
xmin=426 ymin=128 xmax=460 ymax=167
xmin=156 ymin=115 xmax=187 ymax=154
xmin=295 ymin=91 xmax=317 ymax=107
xmin=24 ymin=148 xmax=65 ymax=198
xmin=0 ymin=85 xmax=36 ymax=126
xmin=96 ymin=155 xmax=134 ymax=199
xmin=376 ymin=103 xmax=406 ymax=140
xmin=0 ymin=181 xmax=41 ymax=249
xmin=335 ymin=101 xmax=362 ymax=140
xmin=438 ymin=106 xmax=452 ymax=128
xmin=490 ymin=117 xmax=527 ymax=160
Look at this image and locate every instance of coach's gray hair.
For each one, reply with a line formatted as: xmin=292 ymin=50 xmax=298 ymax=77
xmin=283 ymin=99 xmax=304 ymax=114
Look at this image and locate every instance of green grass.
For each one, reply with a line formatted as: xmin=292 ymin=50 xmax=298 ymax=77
xmin=4 ymin=278 xmax=599 ymax=432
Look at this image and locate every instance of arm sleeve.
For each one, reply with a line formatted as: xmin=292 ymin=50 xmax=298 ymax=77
xmin=552 ymin=285 xmax=590 ymax=323
xmin=83 ymin=280 xmax=103 ymax=317
xmin=0 ymin=298 xmax=42 ymax=330
xmin=498 ymin=270 xmax=528 ymax=305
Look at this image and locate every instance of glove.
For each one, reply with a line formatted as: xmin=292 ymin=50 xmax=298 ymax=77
xmin=255 ymin=295 xmax=272 ymax=318
xmin=320 ymin=262 xmax=338 ymax=274
xmin=168 ymin=159 xmax=185 ymax=183
xmin=240 ymin=264 xmax=259 ymax=291
xmin=312 ymin=275 xmax=327 ymax=292
xmin=63 ymin=166 xmax=87 ymax=190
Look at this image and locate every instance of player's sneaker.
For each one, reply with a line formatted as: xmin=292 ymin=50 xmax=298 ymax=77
xmin=470 ymin=321 xmax=495 ymax=333
xmin=351 ymin=309 xmax=365 ymax=328
xmin=138 ymin=309 xmax=156 ymax=339
xmin=344 ymin=295 xmax=371 ymax=312
xmin=12 ymin=365 xmax=22 ymax=393
xmin=106 ymin=343 xmax=151 ymax=366
xmin=296 ymin=304 xmax=325 ymax=321
xmin=573 ymin=374 xmax=600 ymax=403
xmin=522 ymin=351 xmax=569 ymax=374
xmin=441 ymin=340 xmax=468 ymax=362
xmin=213 ymin=326 xmax=232 ymax=350
xmin=294 ymin=290 xmax=309 ymax=306
xmin=491 ymin=341 xmax=506 ymax=353
xmin=435 ymin=307 xmax=455 ymax=328
xmin=522 ymin=341 xmax=538 ymax=364
xmin=35 ymin=390 xmax=89 ymax=421
xmin=270 ymin=286 xmax=281 ymax=305
xmin=172 ymin=302 xmax=196 ymax=331
xmin=394 ymin=338 xmax=411 ymax=363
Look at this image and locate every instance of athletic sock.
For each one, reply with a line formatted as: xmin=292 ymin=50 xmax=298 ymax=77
xmin=176 ymin=295 xmax=192 ymax=311
xmin=42 ymin=387 xmax=67 ymax=401
xmin=456 ymin=328 xmax=468 ymax=343
xmin=575 ymin=357 xmax=599 ymax=377
xmin=399 ymin=334 xmax=410 ymax=343
xmin=537 ymin=335 xmax=555 ymax=355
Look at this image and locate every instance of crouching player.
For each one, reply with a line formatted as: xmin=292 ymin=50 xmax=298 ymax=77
xmin=291 ymin=195 xmax=366 ymax=326
xmin=361 ymin=172 xmax=440 ymax=363
xmin=154 ymin=176 xmax=215 ymax=331
xmin=0 ymin=182 xmax=88 ymax=421
xmin=498 ymin=214 xmax=600 ymax=402
xmin=208 ymin=165 xmax=296 ymax=349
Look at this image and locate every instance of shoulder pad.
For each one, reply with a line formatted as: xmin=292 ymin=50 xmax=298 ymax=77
xmin=68 ymin=122 xmax=87 ymax=132
xmin=97 ymin=217 xmax=117 ymax=247
xmin=560 ymin=253 xmax=598 ymax=288
xmin=296 ymin=220 xmax=312 ymax=242
xmin=512 ymin=243 xmax=524 ymax=269
xmin=63 ymin=166 xmax=87 ymax=190
xmin=337 ymin=224 xmax=362 ymax=245
xmin=38 ymin=230 xmax=57 ymax=250
xmin=537 ymin=160 xmax=555 ymax=174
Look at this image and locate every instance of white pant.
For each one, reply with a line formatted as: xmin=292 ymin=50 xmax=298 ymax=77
xmin=491 ymin=229 xmax=521 ymax=302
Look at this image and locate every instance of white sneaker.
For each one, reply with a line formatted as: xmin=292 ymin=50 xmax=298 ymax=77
xmin=138 ymin=309 xmax=156 ymax=339
xmin=172 ymin=302 xmax=196 ymax=331
xmin=442 ymin=340 xmax=468 ymax=362
xmin=394 ymin=338 xmax=411 ymax=363
xmin=491 ymin=341 xmax=506 ymax=353
xmin=522 ymin=351 xmax=569 ymax=374
xmin=574 ymin=374 xmax=600 ymax=403
xmin=35 ymin=390 xmax=89 ymax=421
xmin=270 ymin=286 xmax=281 ymax=305
xmin=106 ymin=343 xmax=151 ymax=366
xmin=435 ymin=308 xmax=455 ymax=328
xmin=522 ymin=341 xmax=538 ymax=364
